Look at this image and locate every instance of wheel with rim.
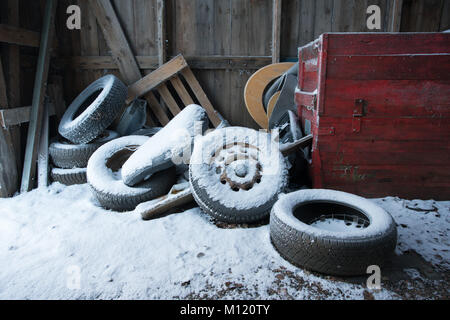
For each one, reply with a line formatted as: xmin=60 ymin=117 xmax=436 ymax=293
xmin=270 ymin=189 xmax=397 ymax=276
xmin=87 ymin=136 xmax=176 ymax=211
xmin=49 ymin=130 xmax=119 ymax=169
xmin=59 ymin=74 xmax=127 ymax=144
xmin=189 ymin=127 xmax=288 ymax=224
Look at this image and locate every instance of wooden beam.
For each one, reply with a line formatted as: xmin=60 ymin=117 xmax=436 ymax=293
xmin=7 ymin=0 xmax=22 ymax=169
xmin=21 ymin=0 xmax=56 ymax=193
xmin=272 ymin=0 xmax=282 ymax=63
xmin=388 ymin=0 xmax=403 ymax=32
xmin=170 ymin=76 xmax=194 ymax=106
xmin=157 ymin=0 xmax=166 ymax=66
xmin=126 ymin=55 xmax=188 ymax=104
xmin=280 ymin=134 xmax=313 ymax=156
xmin=0 ymin=57 xmax=7 ymax=109
xmin=0 ymin=56 xmax=18 ymax=197
xmin=37 ymin=99 xmax=49 ymax=188
xmin=62 ymin=55 xmax=272 ymax=70
xmin=89 ymin=0 xmax=141 ymax=84
xmin=47 ymin=76 xmax=66 ymax=123
xmin=0 ymin=103 xmax=56 ymax=127
xmin=157 ymin=83 xmax=181 ymax=116
xmin=0 ymin=24 xmax=40 ymax=47
xmin=181 ymin=67 xmax=221 ymax=127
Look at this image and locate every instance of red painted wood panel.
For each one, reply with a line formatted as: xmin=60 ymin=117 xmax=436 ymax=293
xmin=323 ymin=80 xmax=450 ymax=118
xmin=317 ymin=117 xmax=450 ymax=141
xmin=327 ymin=33 xmax=450 ymax=56
xmin=327 ymin=55 xmax=450 ymax=80
xmin=296 ymin=33 xmax=450 ymax=199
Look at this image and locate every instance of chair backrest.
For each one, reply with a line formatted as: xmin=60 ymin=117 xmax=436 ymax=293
xmin=126 ymin=54 xmax=222 ymax=127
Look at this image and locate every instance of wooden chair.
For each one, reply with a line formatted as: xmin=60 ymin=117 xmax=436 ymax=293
xmin=126 ymin=54 xmax=223 ymax=128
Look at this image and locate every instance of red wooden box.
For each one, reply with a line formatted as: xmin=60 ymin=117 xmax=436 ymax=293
xmin=295 ymin=33 xmax=450 ymax=200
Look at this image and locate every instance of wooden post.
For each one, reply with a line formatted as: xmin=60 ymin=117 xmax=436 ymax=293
xmin=388 ymin=0 xmax=403 ymax=32
xmin=7 ymin=0 xmax=22 ymax=174
xmin=0 ymin=56 xmax=18 ymax=197
xmin=89 ymin=0 xmax=141 ymax=84
xmin=20 ymin=0 xmax=56 ymax=192
xmin=157 ymin=0 xmax=166 ymax=66
xmin=37 ymin=99 xmax=49 ymax=188
xmin=272 ymin=0 xmax=282 ymax=63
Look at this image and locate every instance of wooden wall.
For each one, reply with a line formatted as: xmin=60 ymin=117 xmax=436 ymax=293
xmin=49 ymin=0 xmax=449 ymax=129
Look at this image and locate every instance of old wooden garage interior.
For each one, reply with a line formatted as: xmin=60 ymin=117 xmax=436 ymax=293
xmin=0 ymin=0 xmax=449 ymax=196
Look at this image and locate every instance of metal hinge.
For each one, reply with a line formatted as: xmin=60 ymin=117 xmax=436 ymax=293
xmin=352 ymin=99 xmax=367 ymax=133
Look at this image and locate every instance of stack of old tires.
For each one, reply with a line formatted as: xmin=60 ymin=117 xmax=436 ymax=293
xmin=49 ymin=75 xmax=126 ymax=186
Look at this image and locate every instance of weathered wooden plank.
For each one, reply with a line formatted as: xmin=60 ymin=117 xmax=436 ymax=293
xmin=37 ymin=100 xmax=49 ymax=188
xmin=181 ymin=67 xmax=221 ymax=127
xmin=0 ymin=55 xmax=18 ymax=197
xmin=157 ymin=82 xmax=181 ymax=116
xmin=145 ymin=91 xmax=170 ymax=126
xmin=157 ymin=0 xmax=166 ymax=66
xmin=0 ymin=103 xmax=56 ymax=127
xmin=62 ymin=55 xmax=272 ymax=70
xmin=271 ymin=0 xmax=282 ymax=63
xmin=0 ymin=23 xmax=40 ymax=47
xmin=89 ymin=0 xmax=141 ymax=84
xmin=7 ymin=0 xmax=22 ymax=168
xmin=126 ymin=54 xmax=188 ymax=104
xmin=0 ymin=57 xmax=7 ymax=108
xmin=21 ymin=0 xmax=57 ymax=193
xmin=47 ymin=75 xmax=66 ymax=123
xmin=388 ymin=0 xmax=403 ymax=32
xmin=401 ymin=0 xmax=444 ymax=32
xmin=170 ymin=76 xmax=194 ymax=106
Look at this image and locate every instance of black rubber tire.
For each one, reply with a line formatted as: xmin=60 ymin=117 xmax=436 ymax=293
xmin=58 ymin=74 xmax=127 ymax=144
xmin=189 ymin=127 xmax=288 ymax=224
xmin=49 ymin=130 xmax=119 ymax=169
xmin=270 ymin=189 xmax=397 ymax=276
xmin=51 ymin=167 xmax=87 ymax=186
xmin=87 ymin=136 xmax=176 ymax=211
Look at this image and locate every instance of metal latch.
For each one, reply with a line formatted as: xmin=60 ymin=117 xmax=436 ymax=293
xmin=352 ymin=99 xmax=367 ymax=133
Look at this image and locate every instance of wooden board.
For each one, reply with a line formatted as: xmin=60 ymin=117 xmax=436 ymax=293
xmin=21 ymin=0 xmax=56 ymax=192
xmin=127 ymin=54 xmax=188 ymax=104
xmin=0 ymin=56 xmax=18 ymax=197
xmin=244 ymin=62 xmax=294 ymax=129
xmin=89 ymin=0 xmax=141 ymax=84
xmin=0 ymin=24 xmax=40 ymax=47
xmin=267 ymin=91 xmax=280 ymax=119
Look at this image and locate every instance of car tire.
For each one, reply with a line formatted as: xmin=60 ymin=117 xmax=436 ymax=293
xmin=87 ymin=136 xmax=176 ymax=211
xmin=58 ymin=74 xmax=127 ymax=144
xmin=270 ymin=189 xmax=397 ymax=276
xmin=189 ymin=127 xmax=288 ymax=224
xmin=49 ymin=130 xmax=119 ymax=169
xmin=51 ymin=167 xmax=87 ymax=186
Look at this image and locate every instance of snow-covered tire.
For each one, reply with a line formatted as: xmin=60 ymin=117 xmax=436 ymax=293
xmin=131 ymin=127 xmax=162 ymax=137
xmin=189 ymin=127 xmax=288 ymax=224
xmin=59 ymin=75 xmax=127 ymax=144
xmin=87 ymin=136 xmax=176 ymax=211
xmin=270 ymin=189 xmax=397 ymax=276
xmin=51 ymin=167 xmax=87 ymax=186
xmin=49 ymin=130 xmax=119 ymax=169
xmin=122 ymin=104 xmax=208 ymax=187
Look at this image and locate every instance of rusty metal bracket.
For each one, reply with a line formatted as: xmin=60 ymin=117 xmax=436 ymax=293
xmin=352 ymin=99 xmax=367 ymax=133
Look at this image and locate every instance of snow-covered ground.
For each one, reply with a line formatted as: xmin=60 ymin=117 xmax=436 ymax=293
xmin=0 ymin=183 xmax=448 ymax=300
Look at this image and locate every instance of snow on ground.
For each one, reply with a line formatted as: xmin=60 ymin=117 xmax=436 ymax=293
xmin=0 ymin=183 xmax=448 ymax=300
